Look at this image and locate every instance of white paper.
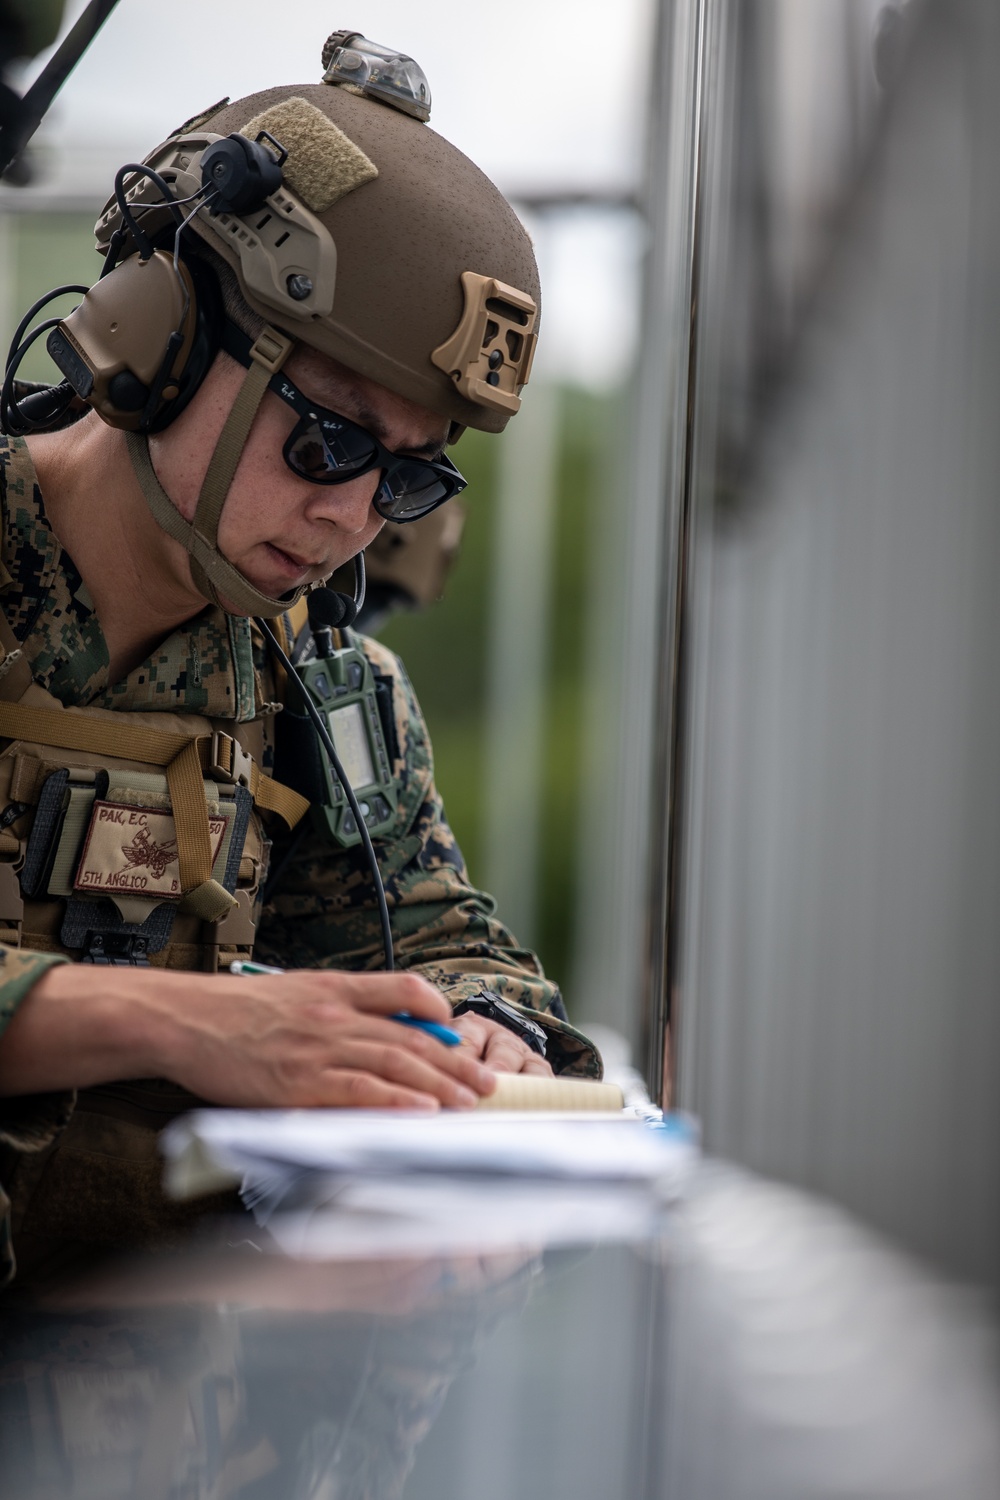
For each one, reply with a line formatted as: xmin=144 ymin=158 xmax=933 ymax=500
xmin=162 ymin=1109 xmax=694 ymax=1196
xmin=160 ymin=1109 xmax=697 ymax=1257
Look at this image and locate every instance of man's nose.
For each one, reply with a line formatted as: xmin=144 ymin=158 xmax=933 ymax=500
xmin=310 ymin=472 xmax=380 ymax=533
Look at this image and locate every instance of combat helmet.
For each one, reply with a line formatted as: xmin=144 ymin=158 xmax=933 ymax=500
xmin=174 ymin=32 xmax=541 ymax=434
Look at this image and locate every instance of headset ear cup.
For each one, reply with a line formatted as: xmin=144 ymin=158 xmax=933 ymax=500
xmin=44 ymin=249 xmax=225 ymax=434
xmin=144 ymin=252 xmax=223 ymax=432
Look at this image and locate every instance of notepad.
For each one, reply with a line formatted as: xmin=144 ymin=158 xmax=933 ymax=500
xmin=473 ymin=1073 xmax=624 ymax=1111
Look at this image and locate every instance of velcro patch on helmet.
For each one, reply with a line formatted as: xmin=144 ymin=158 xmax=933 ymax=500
xmin=240 ymin=97 xmax=377 ymax=213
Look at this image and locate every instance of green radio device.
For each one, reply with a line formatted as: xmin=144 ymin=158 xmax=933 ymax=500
xmin=283 ymin=580 xmax=400 ymax=849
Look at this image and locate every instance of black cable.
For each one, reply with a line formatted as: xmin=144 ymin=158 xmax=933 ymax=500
xmin=162 ymin=182 xmax=217 ymax=212
xmin=1 ymin=318 xmax=74 ymax=434
xmin=100 ymin=226 xmax=128 ymax=278
xmin=2 ymin=285 xmax=88 ymax=434
xmin=113 ymin=163 xmax=188 ymax=259
xmin=4 ymin=284 xmax=88 ymax=375
xmin=101 ymin=180 xmax=217 ymax=277
xmin=257 ymin=618 xmax=395 ymax=972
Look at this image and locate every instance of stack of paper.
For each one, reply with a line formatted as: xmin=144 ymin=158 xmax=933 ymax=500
xmin=160 ymin=1108 xmax=697 ymax=1258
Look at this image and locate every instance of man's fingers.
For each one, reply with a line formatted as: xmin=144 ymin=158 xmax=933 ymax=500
xmin=451 ymin=1014 xmax=555 ymax=1077
xmin=165 ymin=970 xmax=547 ymax=1113
xmin=312 ymin=971 xmax=452 ymax=1022
xmin=357 ymin=1015 xmax=496 ymax=1093
xmin=481 ymin=1027 xmax=551 ymax=1076
xmin=318 ymin=1069 xmax=442 ymax=1111
xmin=326 ymin=1038 xmax=482 ymax=1108
xmin=519 ymin=1053 xmax=554 ymax=1077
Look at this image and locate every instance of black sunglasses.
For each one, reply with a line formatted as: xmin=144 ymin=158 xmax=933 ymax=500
xmin=266 ymin=368 xmax=467 ymax=523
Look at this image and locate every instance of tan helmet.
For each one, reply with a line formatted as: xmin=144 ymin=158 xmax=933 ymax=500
xmin=100 ymin=33 xmax=541 ymax=436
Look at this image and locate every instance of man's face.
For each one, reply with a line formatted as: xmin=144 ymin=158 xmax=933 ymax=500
xmin=152 ymin=342 xmax=450 ymax=610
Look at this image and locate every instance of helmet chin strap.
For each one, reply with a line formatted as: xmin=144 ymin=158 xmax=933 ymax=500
xmin=125 ymin=324 xmax=322 ymax=618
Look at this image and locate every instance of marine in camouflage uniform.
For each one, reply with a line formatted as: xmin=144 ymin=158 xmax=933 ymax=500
xmin=0 ymin=35 xmax=603 ymax=1288
xmin=0 ymin=431 xmax=598 ymax=1288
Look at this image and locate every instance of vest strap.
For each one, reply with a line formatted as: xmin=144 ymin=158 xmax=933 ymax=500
xmin=165 ymin=737 xmax=231 ymax=915
xmin=124 ymin=325 xmax=307 ymax=620
xmin=193 ymin=330 xmax=286 ymax=558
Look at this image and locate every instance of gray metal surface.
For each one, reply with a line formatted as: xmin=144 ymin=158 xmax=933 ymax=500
xmin=623 ymin=0 xmax=709 ymax=1093
xmin=673 ymin=0 xmax=1000 ymax=1284
xmin=1 ymin=1171 xmax=996 ymax=1498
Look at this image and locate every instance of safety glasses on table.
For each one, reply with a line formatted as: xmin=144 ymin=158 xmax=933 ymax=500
xmin=267 ymin=368 xmax=467 ymax=523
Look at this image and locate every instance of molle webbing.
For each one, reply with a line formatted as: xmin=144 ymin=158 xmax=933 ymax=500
xmin=0 ymin=701 xmax=307 ymax=920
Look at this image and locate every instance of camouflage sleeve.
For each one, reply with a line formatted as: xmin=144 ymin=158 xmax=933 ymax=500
xmin=255 ymin=637 xmax=601 ymax=1078
xmin=0 ymin=949 xmax=76 ymax=1286
xmin=0 ymin=949 xmax=75 ymax=1153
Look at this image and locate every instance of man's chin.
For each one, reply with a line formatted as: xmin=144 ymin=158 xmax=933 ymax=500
xmin=223 ymin=559 xmax=321 ymax=607
xmin=216 ymin=583 xmax=301 ymax=617
xmin=204 ymin=545 xmax=336 ymax=613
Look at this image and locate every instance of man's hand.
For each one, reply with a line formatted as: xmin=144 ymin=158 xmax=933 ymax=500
xmin=452 ymin=1013 xmax=553 ymax=1077
xmin=0 ymin=966 xmax=497 ymax=1112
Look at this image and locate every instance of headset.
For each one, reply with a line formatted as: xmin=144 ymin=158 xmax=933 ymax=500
xmin=0 ymin=129 xmax=394 ymax=966
xmin=3 ymin=131 xmax=278 ymax=436
xmin=2 ymin=125 xmax=335 ymax=437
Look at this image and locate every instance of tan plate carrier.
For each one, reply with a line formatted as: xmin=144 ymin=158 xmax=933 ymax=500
xmin=0 ymin=613 xmax=315 ymax=1283
xmin=0 ymin=612 xmax=308 ymax=970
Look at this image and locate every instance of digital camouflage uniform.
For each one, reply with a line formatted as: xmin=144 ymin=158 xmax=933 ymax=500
xmin=0 ymin=433 xmax=599 ymax=1287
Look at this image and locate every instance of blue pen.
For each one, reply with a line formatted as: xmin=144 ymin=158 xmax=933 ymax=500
xmin=229 ymin=959 xmax=463 ymax=1047
xmin=390 ymin=1012 xmax=463 ymax=1047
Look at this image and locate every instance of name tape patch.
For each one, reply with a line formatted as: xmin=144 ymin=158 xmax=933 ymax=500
xmin=74 ymin=801 xmax=227 ymax=901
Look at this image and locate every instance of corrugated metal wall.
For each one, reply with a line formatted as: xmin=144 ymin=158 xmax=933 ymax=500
xmin=666 ymin=0 xmax=1000 ymax=1285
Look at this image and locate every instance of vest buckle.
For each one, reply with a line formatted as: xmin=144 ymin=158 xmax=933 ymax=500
xmin=209 ymin=731 xmax=254 ymax=789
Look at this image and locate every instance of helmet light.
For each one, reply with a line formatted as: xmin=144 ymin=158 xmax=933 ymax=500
xmin=321 ymin=31 xmax=431 ymax=122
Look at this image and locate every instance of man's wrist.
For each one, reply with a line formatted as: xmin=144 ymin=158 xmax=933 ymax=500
xmin=0 ymin=962 xmax=176 ymax=1095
